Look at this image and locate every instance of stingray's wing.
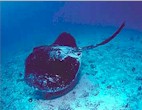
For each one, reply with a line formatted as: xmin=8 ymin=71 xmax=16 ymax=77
xmin=80 ymin=22 xmax=125 ymax=51
xmin=53 ymin=32 xmax=77 ymax=48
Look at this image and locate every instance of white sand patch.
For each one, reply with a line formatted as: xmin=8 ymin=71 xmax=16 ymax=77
xmin=1 ymin=27 xmax=142 ymax=110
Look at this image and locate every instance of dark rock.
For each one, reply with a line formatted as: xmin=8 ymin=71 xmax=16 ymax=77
xmin=107 ymin=85 xmax=112 ymax=89
xmin=125 ymin=103 xmax=129 ymax=108
xmin=19 ymin=72 xmax=23 ymax=77
xmin=58 ymin=104 xmax=73 ymax=110
xmin=80 ymin=91 xmax=89 ymax=98
xmin=90 ymin=64 xmax=96 ymax=69
xmin=91 ymin=71 xmax=97 ymax=76
xmin=86 ymin=72 xmax=90 ymax=75
xmin=72 ymin=91 xmax=76 ymax=95
xmin=138 ymin=86 xmax=142 ymax=91
xmin=28 ymin=98 xmax=33 ymax=102
xmin=3 ymin=87 xmax=7 ymax=91
xmin=101 ymin=80 xmax=106 ymax=84
xmin=135 ymin=76 xmax=142 ymax=81
xmin=132 ymin=67 xmax=136 ymax=72
xmin=93 ymin=90 xmax=99 ymax=96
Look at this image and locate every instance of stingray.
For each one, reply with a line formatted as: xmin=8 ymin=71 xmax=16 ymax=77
xmin=24 ymin=23 xmax=125 ymax=99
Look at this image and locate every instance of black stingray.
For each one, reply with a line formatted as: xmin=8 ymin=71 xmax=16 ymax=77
xmin=24 ymin=22 xmax=125 ymax=99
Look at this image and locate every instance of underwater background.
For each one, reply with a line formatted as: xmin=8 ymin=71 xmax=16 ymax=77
xmin=1 ymin=1 xmax=142 ymax=110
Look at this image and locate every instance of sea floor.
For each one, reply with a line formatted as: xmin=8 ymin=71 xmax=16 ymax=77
xmin=1 ymin=27 xmax=142 ymax=110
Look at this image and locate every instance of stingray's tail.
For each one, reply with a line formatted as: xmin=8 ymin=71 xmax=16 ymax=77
xmin=80 ymin=22 xmax=125 ymax=51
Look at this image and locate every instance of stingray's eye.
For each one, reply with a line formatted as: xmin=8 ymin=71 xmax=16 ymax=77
xmin=57 ymin=50 xmax=61 ymax=54
xmin=77 ymin=52 xmax=81 ymax=56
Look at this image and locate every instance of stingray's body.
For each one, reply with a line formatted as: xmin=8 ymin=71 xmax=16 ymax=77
xmin=25 ymin=23 xmax=125 ymax=99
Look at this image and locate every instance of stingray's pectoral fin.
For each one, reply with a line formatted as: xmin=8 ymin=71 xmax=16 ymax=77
xmin=53 ymin=32 xmax=77 ymax=48
xmin=81 ymin=22 xmax=125 ymax=51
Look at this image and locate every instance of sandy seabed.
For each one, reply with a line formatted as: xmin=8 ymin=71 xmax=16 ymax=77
xmin=1 ymin=28 xmax=142 ymax=110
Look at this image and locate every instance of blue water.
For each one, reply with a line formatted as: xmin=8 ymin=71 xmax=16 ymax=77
xmin=1 ymin=2 xmax=64 ymax=63
xmin=1 ymin=1 xmax=142 ymax=64
xmin=1 ymin=2 xmax=142 ymax=110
